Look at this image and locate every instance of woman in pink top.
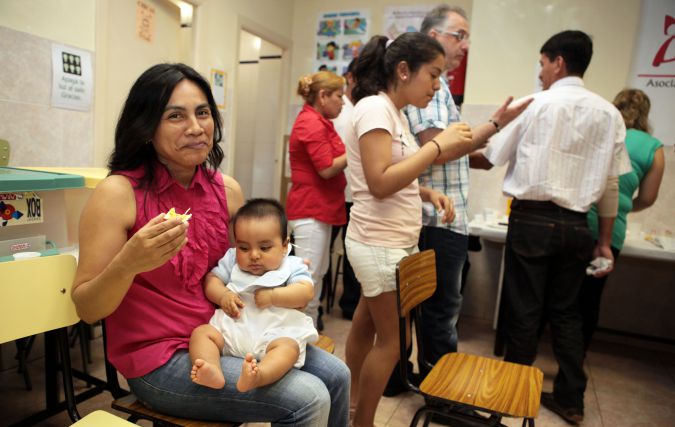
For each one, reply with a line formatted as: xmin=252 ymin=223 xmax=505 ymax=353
xmin=71 ymin=63 xmax=349 ymax=426
xmin=343 ymin=33 xmax=476 ymax=427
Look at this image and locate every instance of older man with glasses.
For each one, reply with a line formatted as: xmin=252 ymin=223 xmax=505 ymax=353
xmin=380 ymin=4 xmax=530 ymax=402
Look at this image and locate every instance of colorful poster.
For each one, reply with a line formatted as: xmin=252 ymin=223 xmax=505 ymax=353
xmin=383 ymin=5 xmax=433 ymax=39
xmin=315 ymin=10 xmax=370 ymax=75
xmin=210 ymin=68 xmax=226 ymax=110
xmin=628 ymin=0 xmax=675 ymax=146
xmin=0 ymin=192 xmax=43 ymax=227
xmin=50 ymin=43 xmax=93 ymax=111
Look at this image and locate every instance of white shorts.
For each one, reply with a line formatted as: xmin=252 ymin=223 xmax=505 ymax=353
xmin=345 ymin=237 xmax=417 ymax=297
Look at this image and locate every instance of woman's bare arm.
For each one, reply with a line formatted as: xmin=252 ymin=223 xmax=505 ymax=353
xmin=71 ymin=175 xmax=188 ymax=323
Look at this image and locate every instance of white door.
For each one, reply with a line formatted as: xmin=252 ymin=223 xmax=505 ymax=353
xmin=234 ymin=30 xmax=283 ymax=199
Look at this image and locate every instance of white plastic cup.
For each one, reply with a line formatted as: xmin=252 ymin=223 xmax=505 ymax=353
xmin=12 ymin=252 xmax=42 ymax=260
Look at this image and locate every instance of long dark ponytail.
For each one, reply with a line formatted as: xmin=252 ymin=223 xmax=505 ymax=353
xmin=352 ymin=32 xmax=444 ymax=103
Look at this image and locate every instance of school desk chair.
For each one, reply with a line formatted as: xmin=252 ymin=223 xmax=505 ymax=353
xmin=70 ymin=409 xmax=136 ymax=426
xmin=0 ymin=254 xmax=82 ymax=424
xmin=396 ymin=250 xmax=543 ymax=427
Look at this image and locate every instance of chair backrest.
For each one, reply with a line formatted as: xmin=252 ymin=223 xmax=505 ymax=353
xmin=395 ymin=249 xmax=436 ymax=391
xmin=0 ymin=254 xmax=79 ymax=344
xmin=0 ymin=139 xmax=9 ymax=166
xmin=396 ymin=249 xmax=436 ymax=318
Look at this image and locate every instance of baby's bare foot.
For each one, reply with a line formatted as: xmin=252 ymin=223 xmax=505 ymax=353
xmin=191 ymin=359 xmax=225 ymax=389
xmin=236 ymin=353 xmax=260 ymax=392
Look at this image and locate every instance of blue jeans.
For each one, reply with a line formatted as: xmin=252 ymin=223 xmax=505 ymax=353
xmin=417 ymin=226 xmax=468 ymax=366
xmin=127 ymin=346 xmax=349 ymax=426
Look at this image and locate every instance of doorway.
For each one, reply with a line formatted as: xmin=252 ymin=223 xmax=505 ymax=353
xmin=233 ymin=30 xmax=284 ymax=199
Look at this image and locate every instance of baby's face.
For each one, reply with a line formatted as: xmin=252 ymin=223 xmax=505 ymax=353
xmin=234 ymin=217 xmax=287 ymax=276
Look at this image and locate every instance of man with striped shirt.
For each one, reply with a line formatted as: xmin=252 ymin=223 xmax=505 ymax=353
xmin=402 ymin=4 xmax=530 ymax=377
xmin=482 ymin=30 xmax=631 ymax=424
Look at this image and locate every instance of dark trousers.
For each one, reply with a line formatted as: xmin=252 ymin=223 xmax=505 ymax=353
xmin=579 ymin=246 xmax=621 ymax=349
xmin=324 ymin=202 xmax=361 ymax=318
xmin=503 ymin=200 xmax=592 ymax=410
xmin=417 ymin=226 xmax=468 ymax=371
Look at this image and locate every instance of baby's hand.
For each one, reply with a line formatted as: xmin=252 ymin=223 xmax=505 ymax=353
xmin=220 ymin=290 xmax=244 ymax=319
xmin=254 ymin=288 xmax=275 ymax=309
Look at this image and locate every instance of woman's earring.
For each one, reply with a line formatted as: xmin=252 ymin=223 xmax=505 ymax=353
xmin=145 ymin=139 xmax=152 ymax=145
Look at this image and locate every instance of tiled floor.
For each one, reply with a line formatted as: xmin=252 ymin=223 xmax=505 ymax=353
xmin=2 ymin=301 xmax=674 ymax=426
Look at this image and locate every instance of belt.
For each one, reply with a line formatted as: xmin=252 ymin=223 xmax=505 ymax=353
xmin=511 ymin=199 xmax=585 ymax=217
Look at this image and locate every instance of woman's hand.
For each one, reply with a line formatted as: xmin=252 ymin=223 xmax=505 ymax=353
xmin=220 ymin=289 xmax=245 ymax=319
xmin=430 ymin=190 xmax=456 ymax=224
xmin=434 ymin=122 xmax=473 ymax=158
xmin=420 ymin=187 xmax=456 ymax=224
xmin=489 ymin=96 xmax=534 ymax=131
xmin=117 ymin=213 xmax=189 ymax=276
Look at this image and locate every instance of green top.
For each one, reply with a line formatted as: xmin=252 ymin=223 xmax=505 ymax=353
xmin=0 ymin=167 xmax=84 ymax=192
xmin=587 ymin=129 xmax=663 ymax=249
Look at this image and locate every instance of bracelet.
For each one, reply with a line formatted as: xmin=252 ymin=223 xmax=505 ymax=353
xmin=489 ymin=119 xmax=501 ymax=132
xmin=430 ymin=139 xmax=441 ymax=158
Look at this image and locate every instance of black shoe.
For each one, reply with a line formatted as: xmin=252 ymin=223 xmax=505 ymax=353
xmin=540 ymin=392 xmax=584 ymax=425
xmin=383 ymin=371 xmax=420 ymax=397
xmin=316 ymin=307 xmax=324 ymax=332
xmin=341 ymin=310 xmax=354 ymax=320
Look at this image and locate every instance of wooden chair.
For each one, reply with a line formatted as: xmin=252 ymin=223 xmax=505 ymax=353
xmin=396 ymin=250 xmax=543 ymax=427
xmin=103 ymin=318 xmax=335 ymax=426
xmin=0 ymin=254 xmax=82 ymax=423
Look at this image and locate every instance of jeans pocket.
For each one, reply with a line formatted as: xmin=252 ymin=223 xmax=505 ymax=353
xmin=508 ymin=217 xmax=555 ymax=258
xmin=573 ymin=226 xmax=594 ymax=263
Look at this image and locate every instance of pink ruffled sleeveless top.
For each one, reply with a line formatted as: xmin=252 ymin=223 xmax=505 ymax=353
xmin=107 ymin=164 xmax=230 ymax=378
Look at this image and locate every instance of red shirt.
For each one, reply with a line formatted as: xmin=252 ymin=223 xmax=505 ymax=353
xmin=287 ymin=104 xmax=347 ymax=225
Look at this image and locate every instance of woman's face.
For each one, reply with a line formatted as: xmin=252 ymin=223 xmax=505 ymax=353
xmin=404 ymin=54 xmax=445 ymax=108
xmin=318 ymin=88 xmax=345 ymax=120
xmin=152 ymin=79 xmax=214 ymax=172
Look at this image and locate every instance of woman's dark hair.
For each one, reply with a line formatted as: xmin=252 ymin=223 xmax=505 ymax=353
xmin=108 ymin=63 xmax=224 ymax=189
xmin=352 ymin=33 xmax=444 ymax=103
xmin=231 ymin=198 xmax=288 ymax=241
xmin=540 ymin=30 xmax=593 ymax=77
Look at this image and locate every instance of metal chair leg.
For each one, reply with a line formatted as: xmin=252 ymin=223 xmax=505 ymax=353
xmin=56 ymin=328 xmax=81 ymax=422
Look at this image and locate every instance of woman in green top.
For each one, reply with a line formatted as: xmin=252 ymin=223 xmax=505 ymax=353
xmin=582 ymin=89 xmax=665 ymax=349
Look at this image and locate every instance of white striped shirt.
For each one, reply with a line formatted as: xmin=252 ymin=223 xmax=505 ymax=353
xmin=485 ymin=77 xmax=631 ymax=213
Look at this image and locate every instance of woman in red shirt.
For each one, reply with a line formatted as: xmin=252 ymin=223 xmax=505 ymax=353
xmin=287 ymin=71 xmax=347 ymax=330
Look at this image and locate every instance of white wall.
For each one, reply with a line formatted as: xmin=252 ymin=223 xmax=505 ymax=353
xmin=95 ymin=0 xmax=184 ymax=167
xmin=193 ymin=0 xmax=295 ymax=177
xmin=0 ymin=0 xmax=95 ymax=51
xmin=466 ymin=0 xmax=640 ymax=104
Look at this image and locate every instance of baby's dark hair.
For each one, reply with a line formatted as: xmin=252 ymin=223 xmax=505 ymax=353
xmin=231 ymin=198 xmax=288 ymax=241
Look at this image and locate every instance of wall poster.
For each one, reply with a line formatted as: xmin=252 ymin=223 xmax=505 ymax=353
xmin=315 ymin=9 xmax=370 ymax=75
xmin=210 ymin=68 xmax=227 ymax=110
xmin=50 ymin=43 xmax=93 ymax=111
xmin=629 ymin=0 xmax=675 ymax=146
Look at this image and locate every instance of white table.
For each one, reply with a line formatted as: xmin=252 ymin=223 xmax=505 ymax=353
xmin=468 ymin=219 xmax=675 ymax=348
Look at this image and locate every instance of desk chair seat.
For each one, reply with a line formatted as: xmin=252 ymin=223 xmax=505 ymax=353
xmin=70 ymin=410 xmax=137 ymax=426
xmin=396 ymin=250 xmax=543 ymax=427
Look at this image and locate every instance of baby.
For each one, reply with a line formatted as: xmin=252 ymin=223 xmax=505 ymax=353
xmin=189 ymin=198 xmax=318 ymax=392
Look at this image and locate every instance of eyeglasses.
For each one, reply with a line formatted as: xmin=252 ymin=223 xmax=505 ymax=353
xmin=436 ymin=29 xmax=470 ymax=43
